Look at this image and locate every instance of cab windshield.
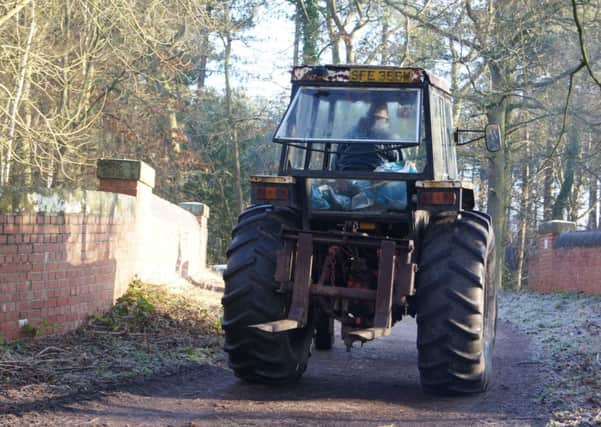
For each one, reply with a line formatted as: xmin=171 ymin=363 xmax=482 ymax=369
xmin=274 ymin=87 xmax=422 ymax=145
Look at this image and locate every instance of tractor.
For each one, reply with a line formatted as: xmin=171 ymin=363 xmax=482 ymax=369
xmin=221 ymin=65 xmax=501 ymax=394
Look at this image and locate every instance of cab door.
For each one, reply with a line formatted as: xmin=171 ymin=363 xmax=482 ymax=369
xmin=429 ymin=87 xmax=458 ymax=180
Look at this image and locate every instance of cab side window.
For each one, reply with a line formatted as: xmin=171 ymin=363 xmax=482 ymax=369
xmin=429 ymin=89 xmax=458 ymax=180
xmin=443 ymin=98 xmax=458 ymax=179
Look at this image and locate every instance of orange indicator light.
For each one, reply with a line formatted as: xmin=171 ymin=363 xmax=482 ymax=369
xmin=420 ymin=191 xmax=457 ymax=205
xmin=255 ymin=186 xmax=289 ymax=201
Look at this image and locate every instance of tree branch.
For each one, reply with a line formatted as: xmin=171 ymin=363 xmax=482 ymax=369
xmin=571 ymin=0 xmax=601 ymax=89
xmin=0 ymin=0 xmax=33 ymax=28
xmin=536 ymin=61 xmax=585 ymax=176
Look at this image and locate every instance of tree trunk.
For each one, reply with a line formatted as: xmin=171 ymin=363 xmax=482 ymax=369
xmin=552 ymin=125 xmax=578 ymax=220
xmin=486 ymin=63 xmax=508 ymax=289
xmin=478 ymin=158 xmax=488 ymax=210
xmin=380 ymin=5 xmax=389 ymax=64
xmin=326 ymin=14 xmax=340 ymax=64
xmin=542 ymin=138 xmax=554 ymax=221
xmin=21 ymin=75 xmax=33 ymax=186
xmin=46 ymin=157 xmax=55 ymax=188
xmin=2 ymin=1 xmax=36 ymax=185
xmin=344 ymin=36 xmax=354 ymax=63
xmin=223 ymin=12 xmax=243 ymax=216
xmin=196 ymin=4 xmax=212 ymax=89
xmin=589 ymin=177 xmax=599 ymax=229
xmin=568 ymin=150 xmax=582 ymax=223
xmin=293 ymin=7 xmax=301 ymax=66
xmin=449 ymin=38 xmax=459 ymax=123
xmin=515 ymin=138 xmax=530 ymax=291
xmin=49 ymin=0 xmax=73 ymax=189
xmin=400 ymin=15 xmax=411 ymax=66
xmin=169 ymin=110 xmax=180 ymax=153
xmin=198 ymin=35 xmax=209 ymax=88
xmin=299 ymin=0 xmax=319 ymax=64
xmin=585 ymin=133 xmax=598 ymax=228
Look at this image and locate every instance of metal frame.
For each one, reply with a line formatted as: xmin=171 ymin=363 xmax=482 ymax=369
xmin=259 ymin=228 xmax=416 ymax=338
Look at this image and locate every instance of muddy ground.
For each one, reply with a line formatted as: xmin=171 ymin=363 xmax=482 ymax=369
xmin=2 ymin=317 xmax=557 ymax=426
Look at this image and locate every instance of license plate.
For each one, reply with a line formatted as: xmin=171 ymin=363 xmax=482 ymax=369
xmin=349 ymin=68 xmax=421 ymax=83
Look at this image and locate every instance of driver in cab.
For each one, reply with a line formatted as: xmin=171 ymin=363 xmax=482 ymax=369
xmin=333 ymin=102 xmax=401 ymax=171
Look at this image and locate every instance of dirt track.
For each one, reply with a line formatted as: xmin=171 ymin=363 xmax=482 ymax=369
xmin=2 ymin=318 xmax=554 ymax=426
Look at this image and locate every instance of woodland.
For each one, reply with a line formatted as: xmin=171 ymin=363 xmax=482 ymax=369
xmin=0 ymin=0 xmax=599 ymax=288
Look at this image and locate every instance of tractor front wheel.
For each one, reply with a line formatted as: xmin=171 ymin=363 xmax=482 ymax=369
xmin=222 ymin=205 xmax=314 ymax=383
xmin=415 ymin=210 xmax=497 ymax=394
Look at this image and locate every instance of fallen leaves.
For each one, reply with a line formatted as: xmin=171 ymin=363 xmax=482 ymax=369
xmin=0 ymin=279 xmax=225 ymax=412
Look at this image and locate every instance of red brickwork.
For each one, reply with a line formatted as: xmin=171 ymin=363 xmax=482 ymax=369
xmin=98 ymin=178 xmax=140 ymax=196
xmin=528 ymin=234 xmax=601 ymax=295
xmin=1 ymin=160 xmax=208 ymax=341
xmin=0 ymin=212 xmax=135 ymax=340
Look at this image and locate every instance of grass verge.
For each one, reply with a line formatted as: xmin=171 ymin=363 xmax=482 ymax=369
xmin=499 ymin=290 xmax=601 ymax=427
xmin=0 ymin=279 xmax=224 ymax=412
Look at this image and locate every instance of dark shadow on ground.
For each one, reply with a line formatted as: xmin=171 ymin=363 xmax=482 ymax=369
xmin=2 ymin=320 xmax=552 ymax=426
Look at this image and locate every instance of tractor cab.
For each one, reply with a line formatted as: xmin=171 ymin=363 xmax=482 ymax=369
xmin=276 ymin=66 xmax=459 ymax=179
xmin=260 ymin=66 xmax=462 ymax=220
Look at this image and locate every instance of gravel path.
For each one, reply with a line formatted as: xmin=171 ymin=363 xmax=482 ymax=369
xmin=1 ymin=289 xmax=599 ymax=426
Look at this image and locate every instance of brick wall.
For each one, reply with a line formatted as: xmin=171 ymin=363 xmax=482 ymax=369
xmin=0 ymin=160 xmax=209 ymax=340
xmin=0 ymin=210 xmax=135 ymax=339
xmin=528 ymin=223 xmax=601 ymax=295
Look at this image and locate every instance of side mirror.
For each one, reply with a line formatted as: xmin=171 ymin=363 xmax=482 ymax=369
xmin=485 ymin=124 xmax=502 ymax=152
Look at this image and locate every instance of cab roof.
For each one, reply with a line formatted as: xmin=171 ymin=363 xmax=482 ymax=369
xmin=291 ymin=64 xmax=450 ymax=94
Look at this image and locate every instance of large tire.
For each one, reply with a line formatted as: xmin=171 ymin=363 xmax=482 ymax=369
xmin=415 ymin=210 xmax=497 ymax=394
xmin=222 ymin=204 xmax=314 ymax=383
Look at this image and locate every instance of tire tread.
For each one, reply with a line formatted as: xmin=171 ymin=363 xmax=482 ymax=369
xmin=415 ymin=210 xmax=497 ymax=394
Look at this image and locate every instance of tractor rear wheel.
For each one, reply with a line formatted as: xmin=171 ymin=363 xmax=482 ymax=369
xmin=222 ymin=204 xmax=314 ymax=383
xmin=415 ymin=210 xmax=497 ymax=394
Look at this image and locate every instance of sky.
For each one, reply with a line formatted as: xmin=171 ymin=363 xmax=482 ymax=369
xmin=205 ymin=3 xmax=296 ymax=101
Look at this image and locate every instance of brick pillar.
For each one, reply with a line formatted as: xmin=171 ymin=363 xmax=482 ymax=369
xmin=97 ymin=159 xmax=155 ymax=197
xmin=97 ymin=159 xmax=155 ymax=297
xmin=538 ymin=221 xmax=577 ymax=249
xmin=179 ymin=202 xmax=210 ymax=269
xmin=529 ymin=220 xmax=576 ymax=291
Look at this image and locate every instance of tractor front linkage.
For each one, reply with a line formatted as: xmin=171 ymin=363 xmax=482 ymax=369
xmin=250 ymin=227 xmax=416 ymax=350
